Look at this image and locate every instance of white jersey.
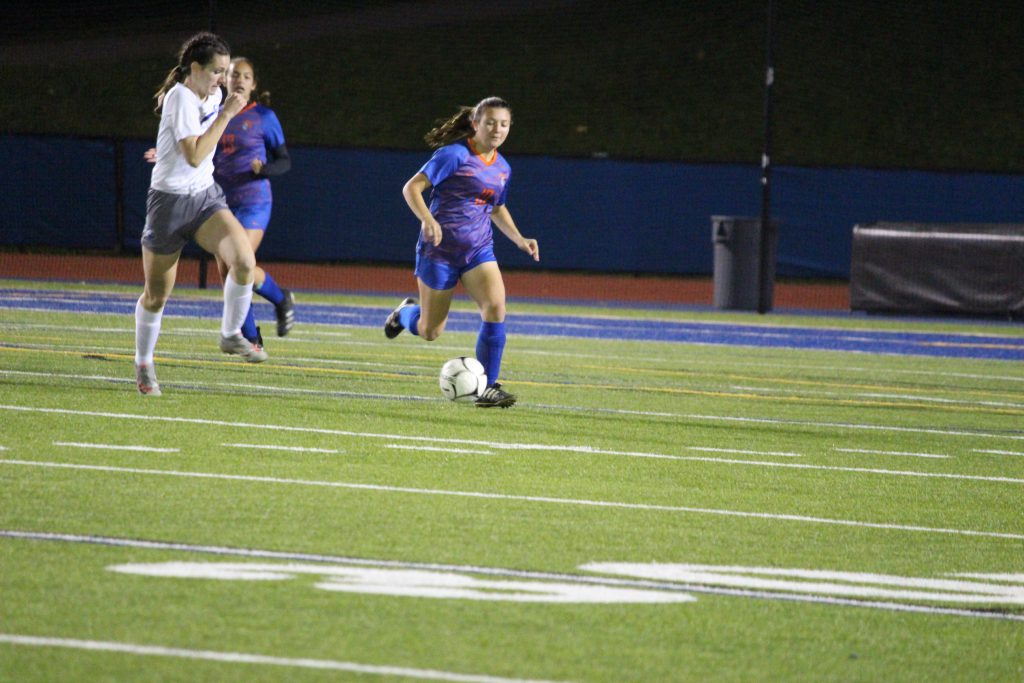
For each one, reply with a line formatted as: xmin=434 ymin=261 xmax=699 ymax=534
xmin=150 ymin=82 xmax=223 ymax=194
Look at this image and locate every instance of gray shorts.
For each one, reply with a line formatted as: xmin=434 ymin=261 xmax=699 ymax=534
xmin=142 ymin=183 xmax=229 ymax=254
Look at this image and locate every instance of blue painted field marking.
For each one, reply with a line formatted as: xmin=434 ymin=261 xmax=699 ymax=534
xmin=3 ymin=288 xmax=1024 ymax=361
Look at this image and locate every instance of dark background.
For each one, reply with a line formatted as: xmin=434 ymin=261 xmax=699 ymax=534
xmin=4 ymin=0 xmax=1023 ymax=171
xmin=4 ymin=0 xmax=1023 ymax=293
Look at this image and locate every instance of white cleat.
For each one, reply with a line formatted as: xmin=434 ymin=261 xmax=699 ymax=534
xmin=136 ymin=363 xmax=162 ymax=396
xmin=219 ymin=333 xmax=268 ymax=363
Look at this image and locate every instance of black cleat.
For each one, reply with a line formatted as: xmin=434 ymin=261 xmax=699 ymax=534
xmin=276 ymin=289 xmax=295 ymax=337
xmin=384 ymin=297 xmax=417 ymax=339
xmin=475 ymin=383 xmax=516 ymax=408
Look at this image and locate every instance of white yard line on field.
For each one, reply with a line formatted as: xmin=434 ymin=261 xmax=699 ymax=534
xmin=731 ymin=385 xmax=1024 ymax=410
xmin=197 ymin=381 xmax=434 ymax=397
xmin=53 ymin=442 xmax=180 ymax=453
xmin=705 ymin=359 xmax=1024 ymax=384
xmin=1 ymin=404 xmax=1021 ymax=483
xmin=834 ymin=448 xmax=950 ymax=460
xmin=222 ymin=443 xmax=343 ymax=454
xmin=286 ymin=356 xmax=433 ymax=369
xmin=8 ymin=330 xmax=1024 ymax=385
xmin=0 ymin=371 xmax=434 ymax=402
xmin=1 ymin=369 xmax=141 ymax=385
xmin=386 ymin=444 xmax=498 ymax=455
xmin=854 ymin=393 xmax=1024 ymax=409
xmin=677 ymin=411 xmax=1024 ymax=441
xmin=0 ymin=634 xmax=562 ymax=683
xmin=974 ymin=449 xmax=1024 ymax=457
xmin=0 ymin=405 xmax=811 ymax=463
xmin=5 ymin=362 xmax=1024 ymax=417
xmin=4 ymin=530 xmax=1024 ymax=622
xmin=668 ymin=457 xmax=1023 ymax=484
xmin=7 ymin=310 xmax=1024 ymax=344
xmin=2 ymin=459 xmax=1022 ymax=541
xmin=687 ymin=447 xmax=801 ymax=457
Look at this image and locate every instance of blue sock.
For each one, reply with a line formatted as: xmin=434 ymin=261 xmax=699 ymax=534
xmin=241 ymin=304 xmax=260 ymax=343
xmin=255 ymin=273 xmax=284 ymax=306
xmin=476 ymin=321 xmax=506 ymax=385
xmin=398 ymin=303 xmax=421 ymax=336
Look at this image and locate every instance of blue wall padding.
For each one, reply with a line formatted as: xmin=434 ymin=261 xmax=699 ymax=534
xmin=5 ymin=134 xmax=1023 ymax=278
xmin=1 ymin=135 xmax=117 ymax=249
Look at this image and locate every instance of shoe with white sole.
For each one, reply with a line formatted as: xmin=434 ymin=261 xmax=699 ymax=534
xmin=136 ymin=363 xmax=162 ymax=396
xmin=220 ymin=333 xmax=268 ymax=363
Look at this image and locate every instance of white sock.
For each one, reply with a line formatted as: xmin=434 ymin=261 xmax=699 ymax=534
xmin=222 ymin=275 xmax=254 ymax=337
xmin=135 ymin=296 xmax=163 ymax=365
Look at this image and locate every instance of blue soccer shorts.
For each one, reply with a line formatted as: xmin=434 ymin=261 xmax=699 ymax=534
xmin=415 ymin=244 xmax=497 ymax=291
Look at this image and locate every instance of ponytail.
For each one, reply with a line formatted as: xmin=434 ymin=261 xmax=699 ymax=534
xmin=153 ymin=64 xmax=186 ymax=113
xmin=424 ymin=96 xmax=512 ymax=148
xmin=153 ymin=32 xmax=230 ymax=114
xmin=424 ymin=107 xmax=474 ymax=148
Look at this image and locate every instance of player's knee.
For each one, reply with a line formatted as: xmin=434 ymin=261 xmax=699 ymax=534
xmin=231 ymin=253 xmax=257 ymax=281
xmin=142 ymin=291 xmax=169 ymax=312
xmin=481 ymin=302 xmax=506 ymax=321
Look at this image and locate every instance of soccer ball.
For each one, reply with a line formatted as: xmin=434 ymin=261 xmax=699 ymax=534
xmin=439 ymin=357 xmax=487 ymax=402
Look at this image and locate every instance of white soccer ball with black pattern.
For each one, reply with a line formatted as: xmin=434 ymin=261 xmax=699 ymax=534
xmin=439 ymin=357 xmax=487 ymax=402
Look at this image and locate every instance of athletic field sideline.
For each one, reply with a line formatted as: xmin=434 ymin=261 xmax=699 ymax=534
xmin=1 ymin=279 xmax=1022 ymax=682
xmin=3 ymin=287 xmax=1024 ymax=360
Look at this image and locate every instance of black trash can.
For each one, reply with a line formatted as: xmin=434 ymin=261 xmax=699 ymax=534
xmin=712 ymin=216 xmax=778 ymax=311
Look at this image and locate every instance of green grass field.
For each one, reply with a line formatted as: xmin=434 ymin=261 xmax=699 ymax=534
xmin=1 ymin=279 xmax=1023 ymax=682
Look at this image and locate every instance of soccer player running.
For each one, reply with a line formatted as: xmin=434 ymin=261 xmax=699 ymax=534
xmin=384 ymin=97 xmax=539 ymax=408
xmin=135 ymin=32 xmax=267 ymax=396
xmin=213 ymin=57 xmax=295 ymax=347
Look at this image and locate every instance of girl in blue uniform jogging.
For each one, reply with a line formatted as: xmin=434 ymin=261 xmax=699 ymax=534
xmin=385 ymin=97 xmax=539 ymax=408
xmin=213 ymin=57 xmax=295 ymax=345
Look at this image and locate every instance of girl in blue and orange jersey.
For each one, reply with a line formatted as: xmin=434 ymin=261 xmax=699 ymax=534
xmin=385 ymin=97 xmax=540 ymax=408
xmin=213 ymin=57 xmax=295 ymax=345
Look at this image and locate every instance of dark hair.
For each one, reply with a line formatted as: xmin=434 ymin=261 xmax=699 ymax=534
xmin=424 ymin=97 xmax=511 ymax=148
xmin=230 ymin=57 xmax=273 ymax=106
xmin=153 ymin=32 xmax=231 ymax=113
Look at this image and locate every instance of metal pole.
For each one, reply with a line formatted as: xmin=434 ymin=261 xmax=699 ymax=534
xmin=757 ymin=0 xmax=776 ymax=314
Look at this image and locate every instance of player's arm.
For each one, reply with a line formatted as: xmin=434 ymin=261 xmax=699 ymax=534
xmin=402 ymin=172 xmax=443 ymax=246
xmin=491 ymin=205 xmax=539 ymax=261
xmin=178 ymin=91 xmax=246 ymax=167
xmin=253 ymin=144 xmax=291 ymax=177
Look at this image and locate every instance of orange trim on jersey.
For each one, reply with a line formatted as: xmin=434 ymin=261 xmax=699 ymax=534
xmin=467 ymin=138 xmax=498 ymax=166
xmin=237 ymin=101 xmax=258 ymax=115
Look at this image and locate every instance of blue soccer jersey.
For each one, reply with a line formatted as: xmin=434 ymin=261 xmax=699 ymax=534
xmin=417 ymin=139 xmax=511 ymax=267
xmin=214 ymin=102 xmax=285 ymax=207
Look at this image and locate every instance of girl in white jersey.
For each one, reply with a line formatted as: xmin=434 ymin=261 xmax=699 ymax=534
xmin=135 ymin=32 xmax=267 ymax=396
